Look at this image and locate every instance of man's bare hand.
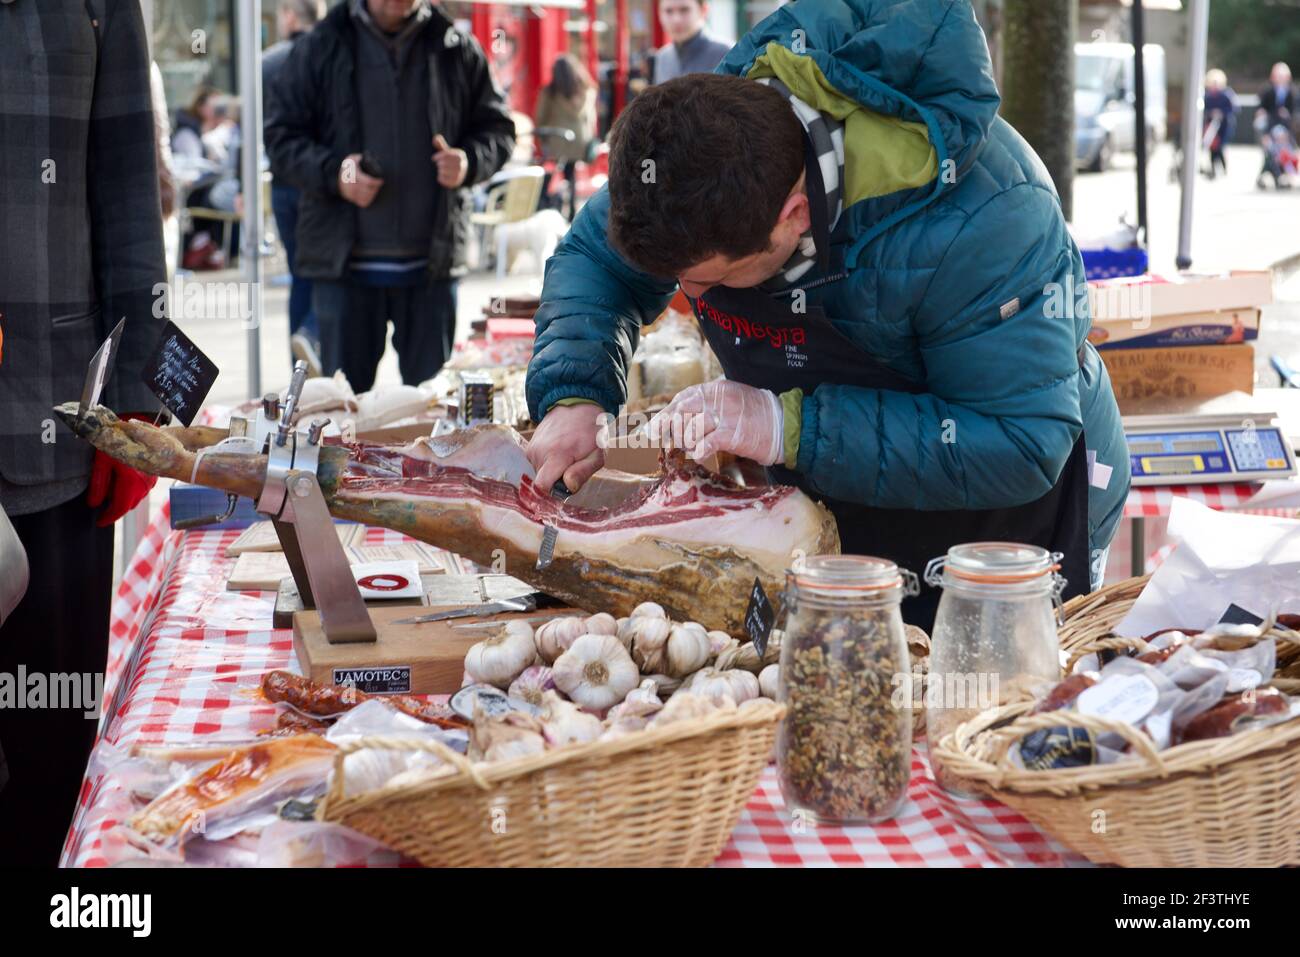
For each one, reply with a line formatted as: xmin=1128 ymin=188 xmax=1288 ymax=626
xmin=338 ymin=153 xmax=383 ymax=208
xmin=528 ymin=402 xmax=605 ymax=494
xmin=432 ymin=135 xmax=469 ymax=189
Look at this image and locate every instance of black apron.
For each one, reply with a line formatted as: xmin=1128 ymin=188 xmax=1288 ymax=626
xmin=687 ymin=137 xmax=1091 ymax=631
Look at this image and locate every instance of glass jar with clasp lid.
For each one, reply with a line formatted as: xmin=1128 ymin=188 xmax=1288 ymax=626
xmin=923 ymin=542 xmax=1066 ymax=797
xmin=775 ymin=555 xmax=918 ymax=825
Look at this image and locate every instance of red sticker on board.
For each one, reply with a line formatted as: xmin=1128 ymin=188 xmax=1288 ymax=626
xmin=357 ymin=574 xmax=410 ymax=592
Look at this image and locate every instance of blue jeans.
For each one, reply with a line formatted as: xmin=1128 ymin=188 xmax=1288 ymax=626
xmin=312 ymin=276 xmax=457 ymax=393
xmin=270 ymin=183 xmax=317 ymax=347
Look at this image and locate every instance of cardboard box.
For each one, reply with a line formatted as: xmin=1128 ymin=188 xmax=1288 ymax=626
xmin=1088 ymin=308 xmax=1261 ymax=350
xmin=1088 ymin=271 xmax=1274 ymax=323
xmin=1101 ymin=343 xmax=1256 ymax=413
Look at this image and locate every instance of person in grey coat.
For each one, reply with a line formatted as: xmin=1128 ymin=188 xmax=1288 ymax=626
xmin=0 ymin=0 xmax=167 ymax=865
xmin=652 ymin=0 xmax=732 ymax=84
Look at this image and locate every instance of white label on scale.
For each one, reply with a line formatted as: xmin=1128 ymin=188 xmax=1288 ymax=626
xmin=1076 ymin=673 xmax=1160 ymax=725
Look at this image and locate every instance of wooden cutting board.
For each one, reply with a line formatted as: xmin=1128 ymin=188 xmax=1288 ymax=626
xmin=226 ymin=542 xmax=456 ymax=590
xmin=225 ymin=520 xmax=363 ymax=557
xmin=292 ymin=604 xmax=579 ymax=695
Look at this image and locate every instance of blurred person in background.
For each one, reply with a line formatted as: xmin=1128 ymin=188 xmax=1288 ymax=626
xmin=171 ymin=84 xmax=221 ymax=160
xmin=1202 ymin=69 xmax=1237 ymax=180
xmin=0 ymin=0 xmax=167 ymax=865
xmin=265 ymin=0 xmax=515 ymax=392
xmin=535 ymin=53 xmax=598 ymax=220
xmin=1257 ymin=63 xmax=1299 ymax=189
xmin=266 ymin=0 xmax=325 ymax=375
xmin=652 ymin=0 xmax=730 ymax=84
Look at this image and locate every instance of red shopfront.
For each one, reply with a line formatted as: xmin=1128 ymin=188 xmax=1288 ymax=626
xmin=442 ymin=0 xmax=667 ymax=133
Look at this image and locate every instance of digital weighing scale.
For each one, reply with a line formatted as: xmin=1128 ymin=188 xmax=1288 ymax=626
xmin=1123 ymin=413 xmax=1297 ymax=486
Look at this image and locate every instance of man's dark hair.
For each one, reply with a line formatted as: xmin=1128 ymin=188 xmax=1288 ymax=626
xmin=608 ymin=73 xmax=804 ymax=279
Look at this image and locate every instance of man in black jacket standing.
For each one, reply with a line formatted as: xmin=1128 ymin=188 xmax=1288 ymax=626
xmin=265 ymin=0 xmax=515 ymax=392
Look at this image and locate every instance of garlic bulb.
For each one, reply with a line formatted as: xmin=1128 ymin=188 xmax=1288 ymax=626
xmin=552 ymin=634 xmax=640 ymax=711
xmin=584 ymin=613 xmax=618 ymax=636
xmin=630 ymin=601 xmax=666 ymax=619
xmin=601 ymin=716 xmax=652 ymax=739
xmin=464 ymin=620 xmax=537 ymax=689
xmin=534 ymin=616 xmax=589 ymax=665
xmin=715 ymin=642 xmax=761 ymax=673
xmin=628 ymin=615 xmax=673 ymax=674
xmin=508 ymin=665 xmax=556 ymax=706
xmin=643 ymin=673 xmax=682 ymax=697
xmin=759 ymin=663 xmax=779 ymax=699
xmin=665 ymin=622 xmax=711 ymax=678
xmin=687 ymin=668 xmax=760 ymax=706
xmin=469 ymin=709 xmax=547 ymax=762
xmin=606 ymin=679 xmax=664 ymax=724
xmin=539 ymin=691 xmax=604 ymax=746
xmin=649 ymin=691 xmax=727 ymax=727
xmin=707 ymin=631 xmax=733 ymax=658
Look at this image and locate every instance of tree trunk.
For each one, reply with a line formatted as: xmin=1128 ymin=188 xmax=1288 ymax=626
xmin=975 ymin=0 xmax=1005 ymax=89
xmin=1001 ymin=0 xmax=1076 ymax=220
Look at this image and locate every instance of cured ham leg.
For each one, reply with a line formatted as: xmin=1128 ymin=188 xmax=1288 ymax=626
xmin=54 ymin=404 xmax=839 ymax=633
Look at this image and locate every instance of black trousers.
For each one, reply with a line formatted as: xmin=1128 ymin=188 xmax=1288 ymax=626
xmin=0 ymin=494 xmax=113 ymax=866
xmin=313 ymin=277 xmax=458 ymax=393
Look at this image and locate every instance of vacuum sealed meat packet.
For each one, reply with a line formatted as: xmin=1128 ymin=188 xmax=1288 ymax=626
xmin=1011 ymin=654 xmax=1230 ymax=769
xmin=126 ymin=734 xmax=339 ymax=850
xmin=1070 ymin=613 xmax=1283 ymax=677
xmin=1176 ymin=687 xmax=1300 ymax=744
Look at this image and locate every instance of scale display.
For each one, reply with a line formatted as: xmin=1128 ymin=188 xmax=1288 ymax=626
xmin=1125 ymin=416 xmax=1297 ymax=486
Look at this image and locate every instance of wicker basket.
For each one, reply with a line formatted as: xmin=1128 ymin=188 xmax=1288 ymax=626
xmin=318 ymin=698 xmax=785 ymax=867
xmin=932 ymin=575 xmax=1300 ymax=867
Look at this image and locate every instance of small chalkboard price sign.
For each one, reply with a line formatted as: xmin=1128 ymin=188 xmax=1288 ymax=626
xmin=744 ymin=578 xmax=776 ymax=657
xmin=142 ymin=321 xmax=218 ymax=426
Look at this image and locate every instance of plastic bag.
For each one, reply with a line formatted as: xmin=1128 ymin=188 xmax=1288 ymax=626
xmin=324 ymin=700 xmax=465 ymax=798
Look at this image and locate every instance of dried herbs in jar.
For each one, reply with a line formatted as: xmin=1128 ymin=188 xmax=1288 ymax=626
xmin=776 ymin=556 xmax=914 ymax=825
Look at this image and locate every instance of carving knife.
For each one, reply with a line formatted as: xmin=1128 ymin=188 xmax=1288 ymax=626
xmin=535 ymin=480 xmax=571 ymax=570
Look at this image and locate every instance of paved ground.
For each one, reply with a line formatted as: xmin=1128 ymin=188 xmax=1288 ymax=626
xmin=1073 ymin=142 xmax=1300 ymax=384
xmin=188 ymin=253 xmax=544 ymax=409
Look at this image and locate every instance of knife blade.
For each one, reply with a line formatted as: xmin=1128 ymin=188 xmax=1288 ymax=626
xmin=450 ymin=612 xmax=585 ymax=631
xmin=393 ymin=595 xmax=536 ymax=626
xmin=79 ymin=317 xmax=126 ymax=416
xmin=536 ymin=480 xmax=572 ymax=571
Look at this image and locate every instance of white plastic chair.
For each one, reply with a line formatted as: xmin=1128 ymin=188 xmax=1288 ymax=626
xmin=470 ymin=166 xmax=547 ymax=278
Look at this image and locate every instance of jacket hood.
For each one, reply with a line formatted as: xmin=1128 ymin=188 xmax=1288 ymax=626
xmin=718 ymin=0 xmax=1001 ymax=261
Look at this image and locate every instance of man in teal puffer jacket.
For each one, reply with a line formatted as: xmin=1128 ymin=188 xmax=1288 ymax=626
xmin=525 ymin=0 xmax=1129 ymax=627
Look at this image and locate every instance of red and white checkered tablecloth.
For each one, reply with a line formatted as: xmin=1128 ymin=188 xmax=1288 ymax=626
xmin=1123 ymin=482 xmax=1261 ymax=519
xmin=62 ymin=504 xmax=1085 ymax=869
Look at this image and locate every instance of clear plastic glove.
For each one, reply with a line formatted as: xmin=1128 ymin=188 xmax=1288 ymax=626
xmin=647 ymin=378 xmax=783 ymax=466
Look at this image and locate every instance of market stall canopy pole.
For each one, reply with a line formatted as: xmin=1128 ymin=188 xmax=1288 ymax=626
xmin=1133 ymin=0 xmax=1149 ymax=245
xmin=1177 ymin=0 xmax=1210 ymax=270
xmin=238 ymin=0 xmax=264 ymax=399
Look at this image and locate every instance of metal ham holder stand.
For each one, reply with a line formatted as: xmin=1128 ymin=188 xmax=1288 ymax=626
xmin=226 ymin=361 xmax=561 ymax=695
xmin=229 ymin=360 xmax=377 ymax=645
